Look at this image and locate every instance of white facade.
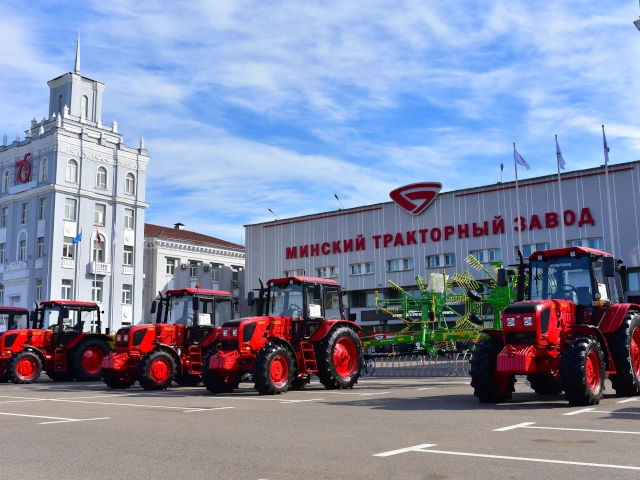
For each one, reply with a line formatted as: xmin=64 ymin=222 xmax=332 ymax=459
xmin=142 ymin=223 xmax=245 ymax=322
xmin=0 ymin=42 xmax=149 ymax=332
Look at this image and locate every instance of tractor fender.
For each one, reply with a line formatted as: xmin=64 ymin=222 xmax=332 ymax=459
xmin=564 ymin=325 xmax=613 ymax=370
xmin=598 ymin=304 xmax=640 ymax=334
xmin=266 ymin=337 xmax=299 ymax=370
xmin=308 ymin=320 xmax=361 ymax=343
xmin=65 ymin=333 xmax=112 ymax=351
xmin=153 ymin=343 xmax=183 ymax=374
xmin=21 ymin=345 xmax=47 ymax=371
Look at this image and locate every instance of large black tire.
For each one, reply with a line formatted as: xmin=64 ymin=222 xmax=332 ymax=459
xmin=560 ymin=335 xmax=605 ymax=406
xmin=205 ymin=369 xmax=240 ymax=394
xmin=606 ymin=312 xmax=640 ymax=396
xmin=253 ymin=344 xmax=295 ymax=395
xmin=315 ymin=326 xmax=361 ymax=390
xmin=73 ymin=338 xmax=110 ymax=381
xmin=46 ymin=370 xmax=75 ymax=382
xmin=470 ymin=338 xmax=515 ymax=403
xmin=103 ymin=369 xmax=136 ymax=389
xmin=137 ymin=350 xmax=177 ymax=390
xmin=201 ymin=345 xmax=217 ymax=382
xmin=7 ymin=351 xmax=42 ymax=384
xmin=527 ymin=374 xmax=563 ymax=395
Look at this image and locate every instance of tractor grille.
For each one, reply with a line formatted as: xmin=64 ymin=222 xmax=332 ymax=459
xmin=221 ymin=340 xmax=238 ymax=351
xmin=505 ymin=331 xmax=537 ymax=346
xmin=116 ymin=341 xmax=128 ymax=349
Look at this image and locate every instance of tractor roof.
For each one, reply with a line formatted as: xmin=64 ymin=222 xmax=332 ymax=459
xmin=0 ymin=306 xmax=29 ymax=314
xmin=530 ymin=246 xmax=612 ymax=260
xmin=39 ymin=300 xmax=100 ymax=310
xmin=267 ymin=276 xmax=339 ymax=286
xmin=165 ymin=288 xmax=232 ymax=297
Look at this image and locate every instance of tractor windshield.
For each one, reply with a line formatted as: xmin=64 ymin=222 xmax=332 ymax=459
xmin=166 ymin=295 xmax=233 ymax=327
xmin=268 ymin=282 xmax=304 ymax=318
xmin=167 ymin=296 xmax=195 ymax=325
xmin=529 ymin=255 xmax=594 ymax=305
xmin=0 ymin=312 xmax=29 ymax=332
xmin=42 ymin=306 xmax=99 ymax=332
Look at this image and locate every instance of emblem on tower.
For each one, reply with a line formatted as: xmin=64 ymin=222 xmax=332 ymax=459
xmin=15 ymin=153 xmax=32 ymax=184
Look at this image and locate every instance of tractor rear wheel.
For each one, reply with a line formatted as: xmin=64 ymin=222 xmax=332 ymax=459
xmin=527 ymin=374 xmax=563 ymax=395
xmin=7 ymin=351 xmax=42 ymax=384
xmin=137 ymin=350 xmax=176 ymax=390
xmin=103 ymin=369 xmax=136 ymax=389
xmin=560 ymin=335 xmax=605 ymax=406
xmin=470 ymin=338 xmax=515 ymax=403
xmin=253 ymin=344 xmax=294 ymax=395
xmin=606 ymin=312 xmax=640 ymax=396
xmin=205 ymin=370 xmax=240 ymax=394
xmin=315 ymin=326 xmax=361 ymax=390
xmin=74 ymin=338 xmax=110 ymax=381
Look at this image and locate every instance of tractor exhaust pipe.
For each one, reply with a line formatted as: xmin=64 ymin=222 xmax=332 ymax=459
xmin=516 ymin=249 xmax=526 ymax=302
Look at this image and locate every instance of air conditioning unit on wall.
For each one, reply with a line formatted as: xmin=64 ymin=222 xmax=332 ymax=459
xmin=181 ymin=263 xmax=188 ymax=269
xmin=203 ymin=265 xmax=211 ymax=272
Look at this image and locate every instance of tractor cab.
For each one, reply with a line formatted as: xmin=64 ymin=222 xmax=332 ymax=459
xmin=34 ymin=301 xmax=103 ymax=347
xmin=0 ymin=307 xmax=30 ymax=333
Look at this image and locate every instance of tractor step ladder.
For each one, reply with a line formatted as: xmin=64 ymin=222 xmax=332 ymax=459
xmin=188 ymin=346 xmax=202 ymax=374
xmin=300 ymin=342 xmax=317 ymax=372
xmin=54 ymin=348 xmax=67 ymax=372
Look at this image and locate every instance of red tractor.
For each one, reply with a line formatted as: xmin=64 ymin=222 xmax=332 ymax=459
xmin=101 ymin=288 xmax=234 ymax=390
xmin=205 ymin=276 xmax=362 ymax=395
xmin=0 ymin=307 xmax=31 ymax=382
xmin=0 ymin=301 xmax=111 ymax=384
xmin=471 ymin=246 xmax=640 ymax=406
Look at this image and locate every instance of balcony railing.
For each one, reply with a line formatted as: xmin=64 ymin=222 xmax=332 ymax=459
xmin=122 ymin=265 xmax=134 ymax=275
xmin=61 ymin=257 xmax=74 ymax=268
xmin=89 ymin=262 xmax=111 ymax=275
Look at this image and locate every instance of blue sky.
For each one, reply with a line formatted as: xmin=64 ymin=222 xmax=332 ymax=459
xmin=2 ymin=1 xmax=640 ymax=245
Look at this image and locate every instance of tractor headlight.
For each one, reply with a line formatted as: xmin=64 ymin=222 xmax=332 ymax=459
xmin=506 ymin=318 xmax=515 ymax=327
xmin=123 ymin=335 xmax=129 ymax=342
xmin=222 ymin=329 xmax=228 ymax=337
xmin=116 ymin=334 xmax=122 ymax=342
xmin=231 ymin=329 xmax=238 ymax=337
xmin=524 ymin=317 xmax=533 ymax=327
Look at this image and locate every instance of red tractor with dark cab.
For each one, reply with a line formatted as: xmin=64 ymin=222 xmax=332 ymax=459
xmin=471 ymin=246 xmax=640 ymax=405
xmin=101 ymin=288 xmax=234 ymax=390
xmin=1 ymin=301 xmax=111 ymax=384
xmin=205 ymin=276 xmax=362 ymax=395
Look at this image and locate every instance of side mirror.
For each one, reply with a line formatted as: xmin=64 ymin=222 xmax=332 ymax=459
xmin=313 ymin=284 xmax=322 ymax=300
xmin=192 ymin=296 xmax=200 ymax=311
xmin=497 ymin=268 xmax=507 ymax=287
xmin=603 ymin=256 xmax=615 ymax=277
xmin=247 ymin=291 xmax=255 ymax=307
xmin=150 ymin=301 xmax=157 ymax=314
xmin=29 ymin=311 xmax=38 ymax=328
xmin=60 ymin=307 xmax=70 ymax=319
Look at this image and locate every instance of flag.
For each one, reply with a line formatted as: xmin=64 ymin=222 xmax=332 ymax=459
xmin=556 ymin=137 xmax=566 ymax=170
xmin=514 ymin=145 xmax=530 ymax=170
xmin=72 ymin=232 xmax=82 ymax=244
xmin=96 ymin=230 xmax=102 ymax=246
xmin=602 ymin=125 xmax=610 ymax=165
xmin=112 ymin=222 xmax=117 ymax=247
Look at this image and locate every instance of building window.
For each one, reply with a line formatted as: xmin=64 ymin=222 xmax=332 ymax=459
xmin=37 ymin=237 xmax=45 ymax=258
xmin=317 ymin=267 xmax=328 ymax=278
xmin=444 ymin=253 xmax=456 ymax=266
xmin=231 ymin=266 xmax=241 ymax=285
xmin=93 ymin=236 xmax=104 ymax=263
xmin=1 ymin=207 xmax=7 ymax=228
xmin=62 ymin=236 xmax=74 ymax=259
xmin=2 ymin=170 xmax=9 ymax=193
xmin=211 ymin=263 xmax=220 ymax=281
xmin=489 ymin=248 xmax=502 ymax=262
xmin=331 ymin=266 xmax=339 ymax=277
xmin=81 ymin=95 xmax=88 ymax=118
xmin=166 ymin=258 xmax=176 ymax=275
xmin=0 ymin=243 xmax=5 ymax=263
xmin=350 ymin=264 xmax=362 ymax=275
xmin=628 ymin=271 xmax=640 ymax=291
xmin=64 ymin=198 xmax=77 ymax=221
xmin=427 ymin=255 xmax=440 ymax=268
xmin=295 ymin=269 xmax=305 ymax=276
xmin=388 ymin=258 xmax=413 ymax=272
xmin=39 ymin=198 xmax=46 ymax=220
xmin=189 ymin=261 xmax=198 ymax=278
xmin=470 ymin=250 xmax=485 ymax=263
xmin=21 ymin=203 xmax=28 ymax=224
xmin=35 ymin=279 xmax=43 ymax=301
xmin=40 ymin=158 xmax=48 ymax=183
xmin=61 ymin=280 xmax=73 ymax=300
xmin=125 ymin=173 xmax=135 ymax=195
xmin=19 ymin=239 xmax=26 ymax=261
xmin=284 ymin=270 xmax=294 ymax=277
xmin=124 ymin=208 xmax=134 ymax=229
xmin=94 ymin=204 xmax=106 ymax=226
xmin=92 ymin=280 xmax=103 ymax=303
xmin=123 ymin=246 xmax=133 ymax=266
xmin=536 ymin=243 xmax=550 ymax=251
xmin=122 ymin=284 xmax=132 ymax=305
xmin=66 ymin=159 xmax=78 ymax=183
xmin=96 ymin=166 xmax=107 ymax=189
xmin=566 ymin=239 xmax=583 ymax=247
xmin=588 ymin=237 xmax=605 ymax=250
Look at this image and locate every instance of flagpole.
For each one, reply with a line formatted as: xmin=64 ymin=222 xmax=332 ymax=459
xmin=556 ymin=135 xmax=566 ymax=247
xmin=603 ymin=125 xmax=616 ymax=257
xmin=109 ymin=222 xmax=116 ymax=334
xmin=514 ymin=142 xmax=523 ymax=255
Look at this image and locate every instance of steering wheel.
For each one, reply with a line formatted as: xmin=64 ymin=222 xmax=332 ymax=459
xmin=288 ymin=304 xmax=302 ymax=311
xmin=553 ymin=285 xmax=579 ymax=299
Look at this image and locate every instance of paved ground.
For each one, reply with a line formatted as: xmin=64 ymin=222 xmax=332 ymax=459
xmin=1 ymin=376 xmax=639 ymax=479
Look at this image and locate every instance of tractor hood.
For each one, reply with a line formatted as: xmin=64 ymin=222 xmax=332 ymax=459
xmin=503 ymin=300 xmax=554 ymax=315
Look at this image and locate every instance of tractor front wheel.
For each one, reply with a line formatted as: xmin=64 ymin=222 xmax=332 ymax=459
xmin=253 ymin=344 xmax=294 ymax=395
xmin=103 ymin=369 xmax=136 ymax=389
xmin=560 ymin=335 xmax=605 ymax=406
xmin=205 ymin=370 xmax=240 ymax=394
xmin=527 ymin=373 xmax=563 ymax=395
xmin=470 ymin=338 xmax=515 ymax=403
xmin=74 ymin=338 xmax=110 ymax=381
xmin=137 ymin=350 xmax=177 ymax=390
xmin=607 ymin=312 xmax=640 ymax=396
xmin=315 ymin=326 xmax=361 ymax=390
xmin=7 ymin=351 xmax=42 ymax=384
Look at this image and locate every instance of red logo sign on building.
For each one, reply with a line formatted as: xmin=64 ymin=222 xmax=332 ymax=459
xmin=389 ymin=182 xmax=442 ymax=215
xmin=15 ymin=153 xmax=32 ymax=184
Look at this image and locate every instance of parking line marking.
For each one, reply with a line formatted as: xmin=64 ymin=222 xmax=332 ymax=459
xmin=495 ymin=422 xmax=640 ymax=435
xmin=298 ymin=391 xmax=390 ymax=397
xmin=563 ymin=408 xmax=596 ymax=416
xmin=182 ymin=407 xmax=235 ymax=413
xmin=617 ymin=397 xmax=640 ymax=404
xmin=0 ymin=412 xmax=110 ymax=425
xmin=39 ymin=417 xmax=111 ymax=425
xmin=47 ymin=398 xmax=229 ymax=412
xmin=417 ymin=387 xmax=438 ymax=391
xmin=372 ymin=444 xmax=640 ymax=470
xmin=494 ymin=422 xmax=536 ymax=431
xmin=280 ymin=399 xmax=323 ymax=404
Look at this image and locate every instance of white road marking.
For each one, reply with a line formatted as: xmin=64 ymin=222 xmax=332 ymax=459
xmin=563 ymin=407 xmax=596 ymax=416
xmin=564 ymin=408 xmax=640 ymax=417
xmin=182 ymin=407 xmax=235 ymax=413
xmin=373 ymin=444 xmax=640 ymax=471
xmin=416 ymin=387 xmax=438 ymax=391
xmin=495 ymin=422 xmax=640 ymax=435
xmin=0 ymin=412 xmax=110 ymax=425
xmin=617 ymin=397 xmax=640 ymax=404
xmin=493 ymin=422 xmax=536 ymax=431
xmin=298 ymin=391 xmax=390 ymax=397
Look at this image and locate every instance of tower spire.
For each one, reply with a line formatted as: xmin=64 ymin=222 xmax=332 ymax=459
xmin=74 ymin=31 xmax=81 ymax=74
